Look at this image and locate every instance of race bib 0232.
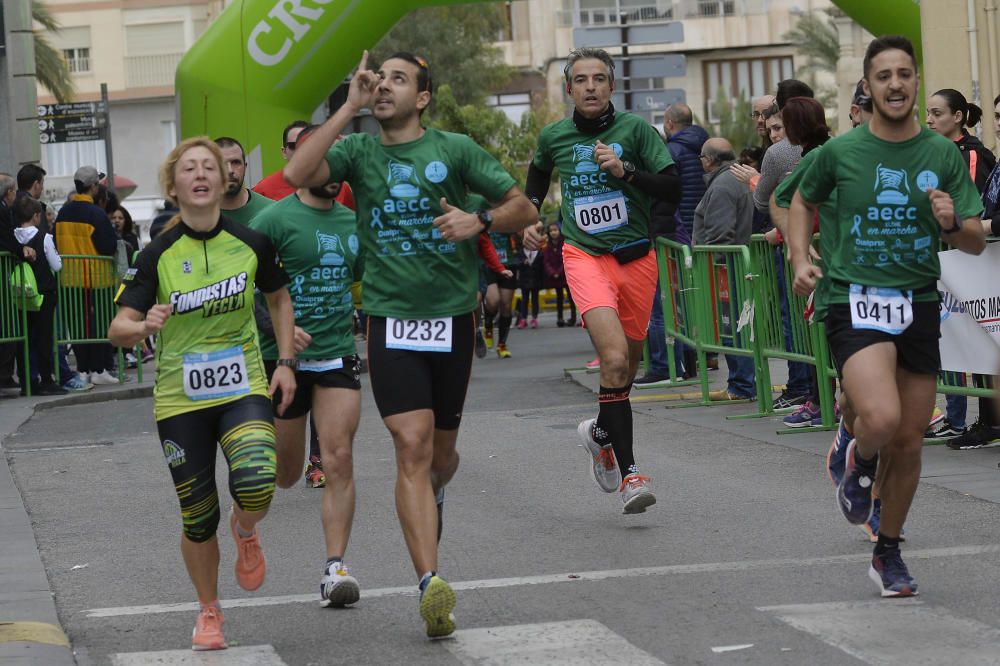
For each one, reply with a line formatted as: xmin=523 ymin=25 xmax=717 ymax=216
xmin=386 ymin=317 xmax=453 ymax=352
xmin=573 ymin=190 xmax=628 ymax=234
xmin=182 ymin=346 xmax=251 ymax=401
xmin=849 ymin=284 xmax=913 ymax=335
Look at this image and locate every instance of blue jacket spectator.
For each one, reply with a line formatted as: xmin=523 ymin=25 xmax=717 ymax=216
xmin=663 ymin=105 xmax=709 ymax=245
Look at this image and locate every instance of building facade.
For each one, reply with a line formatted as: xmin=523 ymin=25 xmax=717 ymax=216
xmin=37 ymin=0 xmax=223 ymax=224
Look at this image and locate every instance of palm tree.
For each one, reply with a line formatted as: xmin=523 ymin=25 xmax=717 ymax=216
xmin=33 ymin=1 xmax=75 ymax=102
xmin=783 ymin=10 xmax=840 ymax=79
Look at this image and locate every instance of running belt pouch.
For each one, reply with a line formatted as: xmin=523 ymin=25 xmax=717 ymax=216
xmin=611 ymin=240 xmax=651 ymax=265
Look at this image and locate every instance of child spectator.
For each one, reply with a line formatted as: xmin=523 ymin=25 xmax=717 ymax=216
xmin=517 ymin=224 xmax=545 ymax=328
xmin=543 ymin=222 xmax=576 ymax=327
xmin=13 ymin=196 xmax=65 ymax=395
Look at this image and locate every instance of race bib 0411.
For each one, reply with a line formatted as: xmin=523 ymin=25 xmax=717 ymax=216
xmin=849 ymin=284 xmax=913 ymax=335
xmin=182 ymin=346 xmax=251 ymax=401
xmin=573 ymin=190 xmax=628 ymax=234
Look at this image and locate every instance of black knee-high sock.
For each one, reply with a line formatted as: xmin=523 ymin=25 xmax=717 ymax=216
xmin=498 ymin=314 xmax=512 ymax=344
xmin=595 ymin=385 xmax=635 ymax=478
xmin=483 ymin=307 xmax=496 ymax=331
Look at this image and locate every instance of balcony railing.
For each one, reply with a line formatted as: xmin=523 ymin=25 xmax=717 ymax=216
xmin=125 ymin=53 xmax=183 ymax=88
xmin=563 ymin=0 xmax=769 ymax=27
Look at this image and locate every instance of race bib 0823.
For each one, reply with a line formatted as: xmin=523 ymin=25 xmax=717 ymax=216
xmin=182 ymin=346 xmax=251 ymax=401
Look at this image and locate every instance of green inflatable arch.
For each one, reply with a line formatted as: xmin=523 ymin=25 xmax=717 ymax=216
xmin=177 ymin=0 xmax=922 ymax=177
xmin=176 ymin=0 xmax=499 ymax=178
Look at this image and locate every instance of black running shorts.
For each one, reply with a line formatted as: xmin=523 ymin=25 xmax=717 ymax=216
xmin=264 ymin=355 xmax=362 ymax=420
xmin=824 ymin=298 xmax=941 ymax=377
xmin=366 ymin=313 xmax=475 ymax=429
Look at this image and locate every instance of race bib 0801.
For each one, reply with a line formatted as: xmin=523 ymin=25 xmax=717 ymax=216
xmin=386 ymin=317 xmax=453 ymax=352
xmin=182 ymin=346 xmax=251 ymax=401
xmin=573 ymin=190 xmax=628 ymax=234
xmin=848 ymin=284 xmax=913 ymax=335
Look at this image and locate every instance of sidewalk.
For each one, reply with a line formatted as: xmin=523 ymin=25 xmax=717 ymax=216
xmin=0 ymin=370 xmax=153 ymax=666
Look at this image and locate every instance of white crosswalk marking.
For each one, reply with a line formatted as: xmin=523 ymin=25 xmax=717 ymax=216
xmin=759 ymin=600 xmax=1000 ymax=665
xmin=445 ymin=620 xmax=668 ymax=665
xmin=110 ymin=644 xmax=287 ymax=665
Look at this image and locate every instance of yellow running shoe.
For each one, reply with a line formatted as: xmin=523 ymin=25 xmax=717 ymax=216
xmin=496 ymin=343 xmax=511 ymax=359
xmin=484 ymin=328 xmax=494 ymax=349
xmin=419 ymin=576 xmax=456 ymax=639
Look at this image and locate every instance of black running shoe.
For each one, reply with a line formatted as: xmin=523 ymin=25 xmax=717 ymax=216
xmin=947 ymin=418 xmax=1000 ymax=450
xmin=869 ymin=548 xmax=918 ymax=597
xmin=474 ymin=329 xmax=487 ymax=359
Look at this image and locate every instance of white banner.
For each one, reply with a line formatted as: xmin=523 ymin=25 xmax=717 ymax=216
xmin=937 ymin=242 xmax=1000 ymax=374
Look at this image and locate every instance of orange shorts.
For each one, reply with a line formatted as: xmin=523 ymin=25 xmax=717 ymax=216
xmin=564 ymin=243 xmax=658 ymax=341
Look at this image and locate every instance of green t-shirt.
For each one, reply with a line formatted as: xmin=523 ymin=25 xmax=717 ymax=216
xmin=116 ymin=217 xmax=289 ymax=420
xmin=531 ymin=112 xmax=673 ymax=255
xmin=324 ymin=129 xmax=516 ymax=318
xmin=797 ymin=124 xmax=983 ymax=306
xmin=249 ymin=194 xmax=359 ymax=361
xmin=223 ymin=189 xmax=274 ymax=226
xmin=488 ymin=231 xmax=517 ymax=266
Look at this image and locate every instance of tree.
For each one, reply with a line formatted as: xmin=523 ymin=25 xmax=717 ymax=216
xmin=428 ymin=84 xmax=560 ymax=186
xmin=370 ymin=4 xmax=512 ymax=107
xmin=33 ymin=2 xmax=75 ymax=103
xmin=782 ymin=11 xmax=840 ymax=80
xmin=710 ymin=88 xmax=757 ymax=152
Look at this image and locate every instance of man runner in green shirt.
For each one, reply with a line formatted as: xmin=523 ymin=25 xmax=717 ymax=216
xmin=788 ymin=35 xmax=986 ymax=597
xmin=250 ymin=125 xmax=365 ymax=608
xmin=215 ymin=137 xmax=274 ymax=226
xmin=286 ymin=50 xmax=536 ymax=638
xmin=526 ymin=47 xmax=681 ymax=514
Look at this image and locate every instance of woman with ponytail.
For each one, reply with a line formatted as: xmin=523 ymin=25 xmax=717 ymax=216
xmin=927 ymin=88 xmax=996 ymax=192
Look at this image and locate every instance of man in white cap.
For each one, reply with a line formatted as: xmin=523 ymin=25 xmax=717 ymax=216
xmin=53 ymin=165 xmax=120 ymax=385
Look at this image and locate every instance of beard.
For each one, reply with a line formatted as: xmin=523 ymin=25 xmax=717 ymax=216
xmin=225 ymin=180 xmax=242 ymax=196
xmin=309 ymin=183 xmax=341 ymax=200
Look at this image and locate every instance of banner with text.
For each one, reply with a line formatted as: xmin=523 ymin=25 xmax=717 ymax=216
xmin=938 ymin=243 xmax=1000 ymax=374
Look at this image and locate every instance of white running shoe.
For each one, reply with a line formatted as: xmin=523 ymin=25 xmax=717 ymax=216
xmin=577 ymin=419 xmax=619 ymax=493
xmin=620 ymin=472 xmax=656 ymax=514
xmin=320 ymin=561 xmax=360 ymax=607
xmin=89 ymin=369 xmax=119 ymax=385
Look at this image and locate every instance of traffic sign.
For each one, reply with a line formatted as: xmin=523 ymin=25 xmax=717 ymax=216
xmin=36 ymin=102 xmax=108 ymax=118
xmin=38 ymin=128 xmax=103 ymax=144
xmin=574 ymin=21 xmax=684 ymax=48
xmin=613 ymin=55 xmax=686 ymax=80
xmin=611 ymin=89 xmax=686 ymax=112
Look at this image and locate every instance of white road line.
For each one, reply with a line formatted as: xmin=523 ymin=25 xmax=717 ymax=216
xmin=759 ymin=600 xmax=1000 ymax=666
xmin=445 ymin=620 xmax=667 ymax=665
xmin=84 ymin=544 xmax=1000 ymax=619
xmin=111 ymin=644 xmax=287 ymax=665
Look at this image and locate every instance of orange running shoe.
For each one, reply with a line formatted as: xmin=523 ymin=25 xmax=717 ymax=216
xmin=192 ymin=604 xmax=227 ymax=651
xmin=230 ymin=508 xmax=266 ymax=591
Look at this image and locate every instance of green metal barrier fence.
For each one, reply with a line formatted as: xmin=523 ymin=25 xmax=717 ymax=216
xmin=688 ymin=244 xmax=770 ymax=412
xmin=653 ymin=238 xmax=700 ymax=388
xmin=749 ymin=236 xmax=837 ymax=429
xmin=0 ymin=251 xmax=32 ymax=396
xmin=55 ymin=254 xmax=141 ymax=385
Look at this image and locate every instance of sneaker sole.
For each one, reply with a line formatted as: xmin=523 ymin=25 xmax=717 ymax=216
xmin=836 ymin=480 xmax=874 ymax=526
xmin=623 ymin=491 xmax=656 ymax=514
xmin=784 ymin=418 xmax=820 ymax=429
xmin=633 ymin=379 xmax=675 ymax=390
xmin=420 ymin=578 xmax=456 ymax=639
xmin=321 ymin=577 xmax=361 ymax=607
xmin=868 ymin=565 xmax=918 ymax=598
xmin=191 ymin=627 xmax=227 ymax=651
xmin=577 ymin=420 xmax=618 ymax=493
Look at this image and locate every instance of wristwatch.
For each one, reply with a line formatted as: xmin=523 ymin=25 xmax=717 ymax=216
xmin=276 ymin=358 xmax=299 ymax=371
xmin=477 ymin=209 xmax=494 ymax=232
xmin=622 ymin=160 xmax=636 ymax=183
xmin=942 ymin=215 xmax=963 ymax=234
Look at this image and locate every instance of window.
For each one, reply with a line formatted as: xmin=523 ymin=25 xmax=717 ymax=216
xmin=124 ymin=22 xmax=185 ymax=56
xmin=485 ymin=92 xmax=532 ymax=123
xmin=496 ymin=3 xmax=513 ymax=41
xmin=41 ymin=140 xmax=107 ymax=179
xmin=702 ymin=55 xmax=794 ymax=121
xmin=696 ymin=0 xmax=736 ymax=16
xmin=573 ymin=0 xmax=672 ymax=26
xmin=63 ymin=47 xmax=90 ymax=74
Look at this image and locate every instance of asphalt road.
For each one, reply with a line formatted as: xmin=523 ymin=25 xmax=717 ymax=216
xmin=6 ymin=313 xmax=1000 ymax=665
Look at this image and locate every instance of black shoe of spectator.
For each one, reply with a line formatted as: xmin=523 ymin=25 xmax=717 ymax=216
xmin=0 ymin=377 xmax=19 ymax=390
xmin=35 ymin=382 xmax=68 ymax=396
xmin=947 ymin=418 xmax=1000 ymax=450
xmin=773 ymin=390 xmax=809 ymax=410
